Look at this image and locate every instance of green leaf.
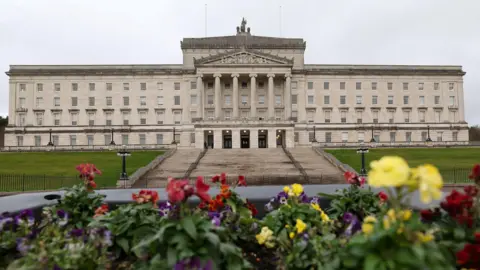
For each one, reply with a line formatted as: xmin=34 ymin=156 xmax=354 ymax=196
xmin=204 ymin=232 xmax=220 ymax=247
xmin=453 ymin=227 xmax=466 ymax=240
xmin=226 ymin=198 xmax=238 ymax=213
xmin=181 ymin=216 xmax=197 ymax=240
xmin=116 ymin=238 xmax=130 ymax=253
xmin=411 ymin=245 xmax=425 ymax=261
xmin=167 ymin=247 xmax=177 ymax=267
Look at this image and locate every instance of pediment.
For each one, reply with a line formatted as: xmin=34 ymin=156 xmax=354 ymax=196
xmin=194 ymin=50 xmax=293 ymax=66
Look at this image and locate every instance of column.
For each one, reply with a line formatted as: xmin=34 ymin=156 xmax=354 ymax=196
xmin=249 ymin=74 xmax=257 ymax=119
xmin=214 ymin=73 xmax=222 ymax=119
xmin=267 ymin=73 xmax=275 ymax=119
xmin=232 ymin=73 xmax=239 ymax=119
xmin=8 ymin=82 xmax=16 ymax=125
xmin=284 ymin=74 xmax=292 ymax=120
xmin=458 ymin=81 xmax=465 ymax=122
xmin=268 ymin=128 xmax=277 ymax=148
xmin=232 ymin=129 xmax=240 ymax=148
xmin=197 ymin=74 xmax=204 ymax=119
xmin=194 ymin=130 xmax=203 ymax=149
xmin=285 ymin=128 xmax=295 ymax=148
xmin=250 ymin=129 xmax=258 ymax=148
xmin=213 ymin=130 xmax=222 ymax=149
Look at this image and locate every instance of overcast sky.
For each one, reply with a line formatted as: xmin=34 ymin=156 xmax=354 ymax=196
xmin=0 ymin=0 xmax=479 ymax=124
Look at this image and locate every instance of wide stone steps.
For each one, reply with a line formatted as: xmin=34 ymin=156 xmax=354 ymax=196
xmin=288 ymin=148 xmax=344 ymax=184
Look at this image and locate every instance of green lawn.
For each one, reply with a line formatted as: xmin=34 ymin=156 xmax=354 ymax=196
xmin=0 ymin=151 xmax=164 ymax=192
xmin=325 ymin=148 xmax=479 ymax=183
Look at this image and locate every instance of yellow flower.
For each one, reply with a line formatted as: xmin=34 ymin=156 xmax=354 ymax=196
xmin=311 ymin=203 xmax=331 ymax=222
xmin=291 ymin=184 xmax=304 ymax=196
xmin=289 ymin=232 xmax=295 ymax=239
xmin=387 ymin=209 xmax=397 ymax=222
xmin=416 ymin=232 xmax=434 ymax=243
xmin=283 ymin=186 xmax=291 ymax=193
xmin=397 ymin=223 xmax=404 ymax=234
xmin=402 ymin=210 xmax=412 ymax=221
xmin=320 ymin=212 xmax=331 ymax=222
xmin=383 ymin=217 xmax=391 ymax=229
xmin=311 ymin=203 xmax=322 ymax=212
xmin=295 ymin=219 xmax=307 ymax=234
xmin=368 ymin=156 xmax=410 ymax=187
xmin=364 ymin=216 xmax=377 ymax=224
xmin=256 ymin=226 xmax=274 ymax=246
xmin=285 ymin=224 xmax=290 ymax=228
xmin=362 ymin=223 xmax=374 ymax=235
xmin=411 ymin=165 xmax=443 ymax=204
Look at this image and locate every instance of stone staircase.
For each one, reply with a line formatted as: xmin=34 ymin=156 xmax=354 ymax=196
xmin=288 ymin=148 xmax=344 ymax=184
xmin=133 ymin=149 xmax=202 ymax=188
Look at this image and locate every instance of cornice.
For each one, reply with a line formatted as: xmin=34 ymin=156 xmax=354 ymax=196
xmin=6 ymin=67 xmax=195 ymax=77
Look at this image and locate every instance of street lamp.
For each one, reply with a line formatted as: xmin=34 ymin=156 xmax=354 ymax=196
xmin=109 ymin=128 xmax=116 ymax=146
xmin=47 ymin=129 xmax=54 ymax=147
xmin=357 ymin=147 xmax=369 ymax=176
xmin=426 ymin=125 xmax=433 ymax=145
xmin=171 ymin=127 xmax=177 ymax=145
xmin=117 ymin=145 xmax=131 ymax=180
xmin=312 ymin=125 xmax=318 ymax=143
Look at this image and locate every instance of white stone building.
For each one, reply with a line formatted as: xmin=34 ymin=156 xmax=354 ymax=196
xmin=4 ymin=20 xmax=469 ymax=149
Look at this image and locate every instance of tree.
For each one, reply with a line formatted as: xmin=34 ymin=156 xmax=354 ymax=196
xmin=469 ymin=125 xmax=480 ymax=141
xmin=0 ymin=116 xmax=8 ymax=127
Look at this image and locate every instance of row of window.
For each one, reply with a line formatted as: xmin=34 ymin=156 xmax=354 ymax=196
xmin=307 ymin=81 xmax=456 ymax=91
xmin=315 ymin=95 xmax=457 ymax=106
xmin=22 ymin=82 xmax=178 ymax=92
xmin=307 ymin=110 xmax=458 ymax=124
xmin=299 ymin=131 xmax=458 ymax=143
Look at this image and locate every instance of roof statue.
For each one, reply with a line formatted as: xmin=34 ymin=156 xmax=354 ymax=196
xmin=236 ymin=17 xmax=250 ymax=34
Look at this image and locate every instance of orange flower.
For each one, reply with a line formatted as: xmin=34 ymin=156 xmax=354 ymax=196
xmin=132 ymin=190 xmax=159 ymax=205
xmin=94 ymin=204 xmax=109 ymax=218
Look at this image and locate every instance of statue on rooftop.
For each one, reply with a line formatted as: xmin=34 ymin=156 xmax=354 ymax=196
xmin=240 ymin=17 xmax=247 ymax=32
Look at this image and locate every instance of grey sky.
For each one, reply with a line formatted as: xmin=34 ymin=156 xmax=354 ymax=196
xmin=1 ymin=0 xmax=479 ymax=124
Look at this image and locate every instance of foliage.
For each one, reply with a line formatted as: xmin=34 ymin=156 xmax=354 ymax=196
xmin=0 ymin=210 xmax=36 ymax=268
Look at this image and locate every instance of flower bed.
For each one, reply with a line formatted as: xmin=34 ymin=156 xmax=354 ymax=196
xmin=1 ymin=161 xmax=480 ymax=269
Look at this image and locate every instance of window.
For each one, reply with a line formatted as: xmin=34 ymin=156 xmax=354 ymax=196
xmin=156 ymin=111 xmax=164 ymax=124
xmin=34 ymin=136 xmax=41 ymax=146
xmin=105 ymin=112 xmax=112 ymax=126
xmin=89 ymin=97 xmax=95 ymax=106
xmin=18 ymin=84 xmax=26 ymax=92
xmin=340 ymin=82 xmax=346 ymax=90
xmin=157 ymin=82 xmax=163 ymax=90
xmin=225 ymin=83 xmax=231 ymax=89
xmin=123 ymin=83 xmax=130 ymax=91
xmin=122 ymin=135 xmax=129 ymax=145
xmin=104 ymin=134 xmax=111 ymax=145
xmin=434 ymin=82 xmax=439 ymax=90
xmin=356 ymin=82 xmax=361 ymax=90
xmin=418 ymin=82 xmax=424 ymax=90
xmin=207 ymin=95 xmax=214 ymax=105
xmin=241 ymin=95 xmax=248 ymax=104
xmin=437 ymin=132 xmax=443 ymax=142
xmin=324 ymin=95 xmax=330 ymax=105
xmin=258 ymin=95 xmax=265 ymax=104
xmin=291 ymin=95 xmax=297 ymax=105
xmin=403 ymin=96 xmax=409 ymax=105
xmin=307 ymin=95 xmax=314 ymax=104
xmin=341 ymin=111 xmax=347 ymax=123
xmin=242 ymin=82 xmax=249 ymax=89
xmin=449 ymin=96 xmax=456 ymax=106
xmin=224 ymin=110 xmax=232 ymax=120
xmin=87 ymin=135 xmax=94 ymax=146
xmin=54 ymin=97 xmax=60 ymax=106
xmin=16 ymin=136 xmax=23 ymax=146
xmin=419 ymin=96 xmax=425 ymax=105
xmin=449 ymin=82 xmax=454 ymax=90
xmin=421 ymin=131 xmax=427 ymax=141
xmin=292 ymin=81 xmax=298 ymax=89
xmin=53 ymin=113 xmax=60 ymax=126
xmin=140 ymin=82 xmax=147 ymax=91
xmin=406 ymin=132 xmax=412 ymax=142
xmin=323 ymin=82 xmax=329 ymax=90
xmin=403 ymin=82 xmax=409 ymax=91
xmin=35 ymin=113 xmax=43 ymax=126
xmin=372 ymin=111 xmax=379 ymax=123
xmin=156 ymin=134 xmax=164 ymax=144
xmin=357 ymin=132 xmax=365 ymax=143
xmin=341 ymin=132 xmax=348 ymax=143
xmin=325 ymin=132 xmax=332 ymax=143
xmin=52 ymin=135 xmax=59 ymax=146
xmin=324 ymin=110 xmax=331 ymax=123
xmin=140 ymin=96 xmax=147 ymax=106
xmin=37 ymin=83 xmax=43 ymax=92
xmin=450 ymin=111 xmax=458 ymax=122
xmin=174 ymin=82 xmax=181 ymax=90
xmin=404 ymin=111 xmax=410 ymax=122
xmin=419 ymin=111 xmax=426 ymax=122
xmin=224 ymin=95 xmax=231 ymax=105
xmin=356 ymin=111 xmax=363 ymax=123
xmin=174 ymin=111 xmax=181 ymax=124
xmin=387 ymin=82 xmax=393 ymax=90
xmin=174 ymin=96 xmax=181 ymax=105
xmin=54 ymin=83 xmax=61 ymax=92
xmin=207 ymin=82 xmax=213 ymax=89
xmin=294 ymin=132 xmax=299 ymax=143
xmin=390 ymin=132 xmax=396 ymax=143
xmin=106 ymin=83 xmax=112 ymax=91
xmin=36 ymin=97 xmax=43 ymax=108
xmin=122 ymin=112 xmax=130 ymax=125
xmin=207 ymin=110 xmax=214 ymax=120
xmin=452 ymin=132 xmax=458 ymax=141
xmin=16 ymin=113 xmax=25 ymax=126
xmin=372 ymin=82 xmax=377 ymax=90
xmin=435 ymin=110 xmax=441 ymax=122
xmin=372 ymin=95 xmax=378 ymax=105
xmin=275 ymin=95 xmax=281 ymax=105
xmin=309 ymin=132 xmax=315 ymax=142
xmin=388 ymin=110 xmax=395 ymax=123
xmin=157 ymin=96 xmax=164 ymax=105
xmin=174 ymin=134 xmax=180 ymax=144
xmin=18 ymin=97 xmax=26 ymax=108
xmin=388 ymin=96 xmax=394 ymax=105
xmin=340 ymin=95 xmax=346 ymax=105
xmin=191 ymin=95 xmax=197 ymax=105
xmin=71 ymin=83 xmax=78 ymax=91
xmin=139 ymin=134 xmax=146 ymax=144
xmin=123 ymin=96 xmax=129 ymax=106
xmin=106 ymin=96 xmax=112 ymax=106
xmin=307 ymin=110 xmax=314 ymax=123
xmin=89 ymin=83 xmax=95 ymax=91
xmin=88 ymin=112 xmax=95 ymax=126
xmin=139 ymin=112 xmax=147 ymax=125
xmin=190 ymin=81 xmax=197 ymax=89
xmin=356 ymin=96 xmax=362 ymax=105
xmin=434 ymin=96 xmax=440 ymax=105
xmin=71 ymin=113 xmax=78 ymax=125
xmin=307 ymin=82 xmax=314 ymax=89
xmin=71 ymin=97 xmax=78 ymax=106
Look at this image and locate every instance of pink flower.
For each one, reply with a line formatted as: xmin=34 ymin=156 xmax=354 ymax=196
xmin=378 ymin=191 xmax=388 ymax=202
xmin=238 ymin=175 xmax=247 ymax=187
xmin=344 ymin=171 xmax=364 ymax=187
xmin=195 ymin=176 xmax=211 ymax=202
xmin=166 ymin=178 xmax=190 ymax=203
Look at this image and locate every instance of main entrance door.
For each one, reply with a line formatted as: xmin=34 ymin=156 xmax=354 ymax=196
xmin=241 ymin=130 xmax=250 ymax=148
xmin=258 ymin=130 xmax=268 ymax=148
xmin=223 ymin=135 xmax=232 ymax=148
xmin=207 ymin=134 xmax=214 ymax=148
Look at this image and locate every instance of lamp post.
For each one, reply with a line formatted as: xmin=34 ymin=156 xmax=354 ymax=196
xmin=110 ymin=128 xmax=116 ymax=145
xmin=357 ymin=147 xmax=369 ymax=176
xmin=426 ymin=125 xmax=432 ymax=143
xmin=171 ymin=127 xmax=177 ymax=145
xmin=370 ymin=126 xmax=376 ymax=143
xmin=117 ymin=145 xmax=131 ymax=180
xmin=47 ymin=129 xmax=54 ymax=146
xmin=312 ymin=125 xmax=317 ymax=143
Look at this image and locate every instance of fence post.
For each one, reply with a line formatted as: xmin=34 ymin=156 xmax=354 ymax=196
xmin=22 ymin=174 xmax=25 ymax=192
xmin=44 ymin=174 xmax=46 ymax=190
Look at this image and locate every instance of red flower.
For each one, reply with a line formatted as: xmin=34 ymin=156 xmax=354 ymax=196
xmin=195 ymin=176 xmax=211 ymax=202
xmin=464 ymin=185 xmax=479 ymax=196
xmin=220 ymin=173 xmax=227 ymax=185
xmin=238 ymin=175 xmax=247 ymax=187
xmin=76 ymin=163 xmax=102 ymax=179
xmin=420 ymin=208 xmax=441 ymax=221
xmin=87 ymin=180 xmax=97 ymax=190
xmin=166 ymin=178 xmax=190 ymax=203
xmin=246 ymin=200 xmax=258 ymax=216
xmin=211 ymin=175 xmax=220 ymax=183
xmin=344 ymin=171 xmax=364 ymax=187
xmin=475 ymin=232 xmax=480 ymax=243
xmin=469 ymin=164 xmax=480 ymax=180
xmin=440 ymin=189 xmax=474 ymax=227
xmin=132 ymin=190 xmax=159 ymax=204
xmin=457 ymin=248 xmax=471 ymax=265
xmin=94 ymin=204 xmax=109 ymax=218
xmin=377 ymin=191 xmax=388 ymax=202
xmin=198 ymin=201 xmax=206 ymax=209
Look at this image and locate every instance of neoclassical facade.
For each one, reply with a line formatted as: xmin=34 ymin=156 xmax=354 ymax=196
xmin=4 ymin=20 xmax=469 ymax=149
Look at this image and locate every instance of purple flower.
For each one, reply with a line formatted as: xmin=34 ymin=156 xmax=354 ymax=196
xmin=15 ymin=209 xmax=35 ymax=227
xmin=298 ymin=192 xmax=309 ymax=203
xmin=102 ymin=230 xmax=112 ymax=246
xmin=53 ymin=265 xmax=62 ymax=270
xmin=343 ymin=212 xmax=361 ymax=236
xmin=310 ymin=196 xmax=319 ymax=205
xmin=208 ymin=212 xmax=221 ymax=226
xmin=174 ymin=257 xmax=213 ymax=270
xmin=302 ymin=232 xmax=309 ymax=241
xmin=264 ymin=202 xmax=274 ymax=212
xmin=56 ymin=210 xmax=69 ymax=226
xmin=277 ymin=191 xmax=288 ymax=204
xmin=69 ymin=229 xmax=83 ymax=237
xmin=16 ymin=238 xmax=30 ymax=255
xmin=158 ymin=201 xmax=172 ymax=217
xmin=0 ymin=216 xmax=13 ymax=232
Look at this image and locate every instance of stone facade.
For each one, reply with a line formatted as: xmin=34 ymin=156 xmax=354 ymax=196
xmin=3 ymin=20 xmax=469 ymax=149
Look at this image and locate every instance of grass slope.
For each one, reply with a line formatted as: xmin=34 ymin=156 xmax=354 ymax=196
xmin=0 ymin=151 xmax=163 ymax=191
